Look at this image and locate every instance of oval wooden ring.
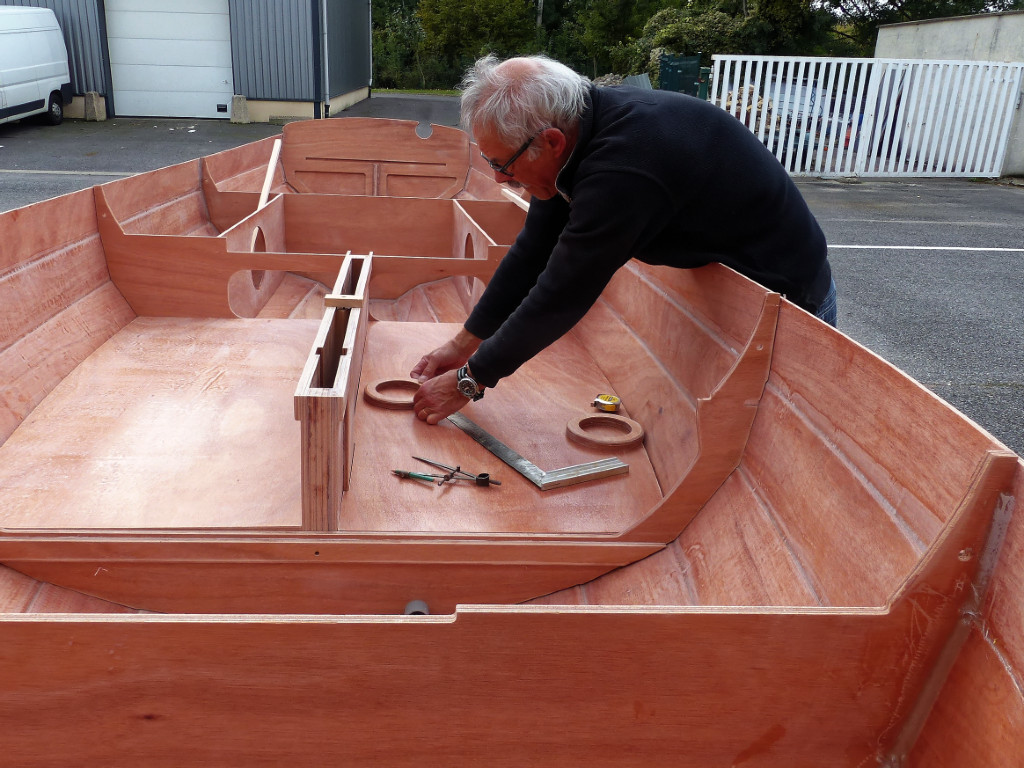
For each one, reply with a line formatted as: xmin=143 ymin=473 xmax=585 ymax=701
xmin=364 ymin=378 xmax=419 ymax=410
xmin=566 ymin=413 xmax=644 ymax=450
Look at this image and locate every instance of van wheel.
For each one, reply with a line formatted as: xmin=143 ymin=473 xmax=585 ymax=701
xmin=45 ymin=92 xmax=64 ymax=126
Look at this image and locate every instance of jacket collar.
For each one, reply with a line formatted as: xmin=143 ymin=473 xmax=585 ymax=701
xmin=555 ymin=84 xmax=597 ymax=203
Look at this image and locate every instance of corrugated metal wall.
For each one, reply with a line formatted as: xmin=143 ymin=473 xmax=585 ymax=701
xmin=326 ymin=0 xmax=370 ymax=97
xmin=0 ymin=0 xmax=107 ymax=94
xmin=229 ymin=0 xmax=315 ymax=101
xmin=1 ymin=0 xmax=370 ymax=107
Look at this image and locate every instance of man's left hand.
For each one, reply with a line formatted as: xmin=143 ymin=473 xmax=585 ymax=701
xmin=412 ymin=370 xmax=469 ymax=425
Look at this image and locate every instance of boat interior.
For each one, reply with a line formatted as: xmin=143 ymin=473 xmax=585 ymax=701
xmin=0 ymin=117 xmax=1021 ymax=764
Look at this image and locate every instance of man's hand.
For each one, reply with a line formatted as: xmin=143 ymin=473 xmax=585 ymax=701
xmin=412 ymin=370 xmax=468 ymax=424
xmin=410 ymin=328 xmax=482 ymax=383
xmin=410 ymin=328 xmax=484 ymax=425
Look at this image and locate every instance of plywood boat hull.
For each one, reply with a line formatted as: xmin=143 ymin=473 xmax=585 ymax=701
xmin=0 ymin=117 xmax=1021 ymax=765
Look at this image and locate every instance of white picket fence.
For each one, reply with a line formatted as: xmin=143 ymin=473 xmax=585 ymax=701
xmin=710 ymin=55 xmax=1024 ymax=177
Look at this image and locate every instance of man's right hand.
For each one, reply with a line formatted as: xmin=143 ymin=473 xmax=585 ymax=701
xmin=410 ymin=328 xmax=483 ymax=383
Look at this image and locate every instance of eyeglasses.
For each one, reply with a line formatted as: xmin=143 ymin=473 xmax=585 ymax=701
xmin=481 ymin=132 xmax=539 ymax=177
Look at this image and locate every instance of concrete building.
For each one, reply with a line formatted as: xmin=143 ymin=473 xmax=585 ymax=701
xmin=0 ymin=0 xmax=371 ymax=122
xmin=876 ymin=11 xmax=1024 ymax=175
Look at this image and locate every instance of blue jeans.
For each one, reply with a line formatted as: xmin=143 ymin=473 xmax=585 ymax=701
xmin=815 ymin=279 xmax=837 ymax=327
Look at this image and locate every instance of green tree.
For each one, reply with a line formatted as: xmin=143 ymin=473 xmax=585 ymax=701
xmin=372 ymin=0 xmax=427 ymax=89
xmin=816 ymin=0 xmax=1024 ymax=53
xmin=553 ymin=0 xmax=683 ymax=78
xmin=418 ymin=0 xmax=537 ymax=86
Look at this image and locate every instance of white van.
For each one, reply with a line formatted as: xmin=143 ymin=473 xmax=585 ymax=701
xmin=0 ymin=6 xmax=72 ymax=126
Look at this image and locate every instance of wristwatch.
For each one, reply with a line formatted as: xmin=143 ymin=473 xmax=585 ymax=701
xmin=456 ymin=365 xmax=485 ymax=401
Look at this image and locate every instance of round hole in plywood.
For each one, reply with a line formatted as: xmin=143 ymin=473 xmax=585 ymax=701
xmin=566 ymin=413 xmax=644 ymax=450
xmin=250 ymin=226 xmax=267 ymax=289
xmin=364 ymin=378 xmax=419 ymax=409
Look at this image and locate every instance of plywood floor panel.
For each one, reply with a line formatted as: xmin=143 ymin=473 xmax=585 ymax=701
xmin=341 ymin=321 xmax=661 ymax=534
xmin=0 ymin=318 xmax=320 ymax=529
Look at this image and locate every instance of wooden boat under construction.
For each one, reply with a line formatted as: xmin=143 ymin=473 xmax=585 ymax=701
xmin=1 ymin=117 xmax=1021 ymax=766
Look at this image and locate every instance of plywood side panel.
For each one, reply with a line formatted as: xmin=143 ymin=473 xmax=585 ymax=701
xmin=0 ymin=461 xmax=1000 ymax=760
xmin=981 ymin=459 xmax=1024 ymax=686
xmin=636 ymin=262 xmax=769 ymax=351
xmin=570 ymin=297 xmax=698 ymax=491
xmin=674 ymin=469 xmax=820 ymax=606
xmin=202 ymin=135 xmax=281 ymax=191
xmin=771 ymin=304 xmax=1003 ymax=538
xmin=0 ymin=236 xmax=111 ymax=354
xmin=201 ymin=185 xmax=259 ymax=233
xmin=256 ymin=274 xmax=326 ymax=320
xmin=2 ymin=541 xmax=659 ymax=614
xmin=596 ymin=262 xmax=740 ymax=399
xmin=0 ymin=188 xmax=99 ymax=273
xmin=0 ymin=283 xmax=136 ymax=445
xmin=0 ymin=606 xmax=981 ymax=765
xmin=97 ymin=160 xmax=207 ymax=234
xmin=27 ymin=583 xmax=138 ymax=614
xmin=0 ymin=565 xmax=39 ymax=612
xmin=118 ymin=191 xmax=216 ymax=237
xmin=455 ymin=199 xmax=528 ymax=245
xmin=282 ymin=195 xmax=454 ymax=258
xmin=611 ymin=292 xmax=778 ymax=543
xmin=575 ymin=468 xmax=819 ymax=608
xmin=906 ymin=627 xmax=1024 ymax=768
xmin=744 ymin=383 xmax=924 ymax=605
xmin=420 ymin=279 xmax=474 ymax=323
xmin=578 ymin=541 xmax=696 ymax=606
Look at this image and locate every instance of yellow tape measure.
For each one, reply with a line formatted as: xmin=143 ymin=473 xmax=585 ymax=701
xmin=592 ymin=394 xmax=621 ymax=412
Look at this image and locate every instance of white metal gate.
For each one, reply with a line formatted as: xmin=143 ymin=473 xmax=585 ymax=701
xmin=710 ymin=55 xmax=1024 ymax=177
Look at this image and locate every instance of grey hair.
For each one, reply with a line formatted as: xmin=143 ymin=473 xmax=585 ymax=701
xmin=460 ymin=54 xmax=590 ymax=147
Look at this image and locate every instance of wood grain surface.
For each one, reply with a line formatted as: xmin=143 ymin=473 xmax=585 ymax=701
xmin=0 ymin=318 xmax=319 ymax=529
xmin=341 ymin=321 xmax=662 ymax=534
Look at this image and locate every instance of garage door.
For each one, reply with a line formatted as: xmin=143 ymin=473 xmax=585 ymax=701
xmin=106 ymin=0 xmax=234 ymax=118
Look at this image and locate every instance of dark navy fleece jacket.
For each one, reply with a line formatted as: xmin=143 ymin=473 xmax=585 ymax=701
xmin=465 ymin=84 xmax=831 ymax=389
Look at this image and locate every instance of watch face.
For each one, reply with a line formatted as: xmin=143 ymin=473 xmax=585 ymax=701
xmin=457 ymin=378 xmax=478 ymax=398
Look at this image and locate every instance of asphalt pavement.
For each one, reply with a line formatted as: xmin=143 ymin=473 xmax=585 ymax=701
xmin=1 ymin=93 xmax=1021 ymax=454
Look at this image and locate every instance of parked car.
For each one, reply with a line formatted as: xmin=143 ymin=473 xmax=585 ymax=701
xmin=0 ymin=6 xmax=72 ymax=126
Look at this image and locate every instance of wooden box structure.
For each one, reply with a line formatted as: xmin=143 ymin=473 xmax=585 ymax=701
xmin=0 ymin=117 xmax=1021 ymax=766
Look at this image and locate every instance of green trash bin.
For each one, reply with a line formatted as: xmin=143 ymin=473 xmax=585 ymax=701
xmin=659 ymin=53 xmax=701 ymax=97
xmin=697 ymin=67 xmax=711 ymax=100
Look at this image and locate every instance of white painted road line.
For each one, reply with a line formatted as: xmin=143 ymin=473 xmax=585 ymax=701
xmin=0 ymin=169 xmax=133 ymax=177
xmin=830 ymin=245 xmax=1024 ymax=253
